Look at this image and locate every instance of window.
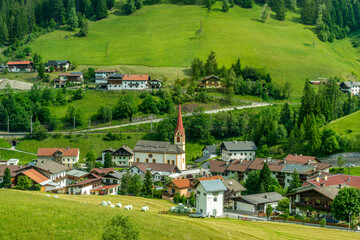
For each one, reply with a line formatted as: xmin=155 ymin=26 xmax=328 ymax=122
xmin=203 ymin=193 xmax=206 ymax=196
xmin=188 ymin=188 xmax=192 ymax=192
xmin=113 ymin=180 xmax=117 ymax=184
xmin=68 ymin=164 xmax=70 ymax=167
xmin=250 ymin=153 xmax=252 ymax=156
xmin=106 ymin=179 xmax=110 ymax=183
xmin=146 ymin=159 xmax=149 ymax=163
xmin=148 ymin=154 xmax=153 ymax=158
xmin=214 ymin=198 xmax=217 ymax=202
xmin=171 ymin=160 xmax=175 ymax=165
xmin=136 ymin=158 xmax=139 ymax=163
xmin=153 ymin=159 xmax=156 ymax=163
xmin=316 ymin=199 xmax=321 ymax=204
xmin=171 ymin=189 xmax=175 ymax=194
xmin=245 ymin=153 xmax=247 ymax=156
xmin=305 ymin=197 xmax=309 ymax=202
xmin=177 ymin=136 xmax=180 ymax=142
xmin=241 ymin=153 xmax=243 ymax=156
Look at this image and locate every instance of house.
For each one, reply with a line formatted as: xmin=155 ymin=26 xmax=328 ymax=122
xmin=232 ymin=192 xmax=285 ymax=215
xmin=99 ymin=145 xmax=134 ymax=167
xmin=287 ymin=174 xmax=360 ymax=215
xmin=209 ymin=159 xmax=252 ymax=179
xmin=6 ymin=61 xmax=34 ymax=72
xmin=148 ymin=79 xmax=162 ymax=89
xmin=198 ymin=76 xmax=224 ymax=88
xmin=90 ymin=168 xmax=115 ymax=177
xmin=122 ymin=74 xmax=150 ymax=90
xmin=285 ymin=154 xmax=320 ymax=163
xmin=53 ymin=78 xmax=67 ymax=88
xmin=133 ymin=105 xmax=186 ymax=170
xmin=90 ymin=184 xmax=119 ymax=195
xmin=106 ymin=74 xmax=124 ymax=90
xmin=95 ymin=70 xmax=117 ymax=84
xmin=103 ymin=172 xmax=124 ymax=185
xmin=66 ymin=176 xmax=102 ymax=195
xmin=0 ymin=63 xmax=6 ymax=71
xmin=0 ymin=165 xmax=26 ymax=186
xmin=195 ymin=145 xmax=218 ymax=163
xmin=66 ymin=169 xmax=89 ymax=185
xmin=223 ymin=179 xmax=246 ymax=197
xmin=58 ymin=72 xmax=84 ymax=84
xmin=129 ymin=162 xmax=181 ymax=182
xmin=16 ymin=169 xmax=55 ymax=192
xmin=0 ymin=159 xmax=19 ymax=165
xmin=45 ymin=60 xmax=71 ymax=72
xmin=339 ymin=81 xmax=360 ymax=96
xmin=33 ymin=160 xmax=68 ymax=188
xmin=37 ymin=147 xmax=80 ymax=168
xmin=220 ymin=141 xmax=257 ymax=161
xmin=163 ymin=178 xmax=193 ymax=200
xmin=194 ymin=179 xmax=227 ymax=217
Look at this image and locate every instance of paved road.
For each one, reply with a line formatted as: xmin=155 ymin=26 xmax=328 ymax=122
xmin=0 ymin=146 xmax=36 ymax=155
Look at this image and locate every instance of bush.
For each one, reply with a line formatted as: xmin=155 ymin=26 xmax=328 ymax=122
xmin=102 ymin=215 xmax=139 ymax=240
xmin=103 ymin=132 xmax=122 ymax=141
xmin=319 ymin=218 xmax=326 ymax=227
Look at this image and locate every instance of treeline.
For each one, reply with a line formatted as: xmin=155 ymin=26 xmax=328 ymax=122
xmin=191 ymin=51 xmax=292 ymax=100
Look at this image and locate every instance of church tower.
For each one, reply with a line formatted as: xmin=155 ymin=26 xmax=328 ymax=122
xmin=174 ymin=104 xmax=185 ymax=151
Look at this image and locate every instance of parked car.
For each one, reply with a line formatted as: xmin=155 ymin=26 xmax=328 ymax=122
xmin=346 ymin=163 xmax=355 ymax=168
xmin=189 ymin=212 xmax=205 ymax=218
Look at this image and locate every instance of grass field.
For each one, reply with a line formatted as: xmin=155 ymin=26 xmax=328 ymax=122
xmin=0 ymin=139 xmax=11 ymax=148
xmin=330 ymin=167 xmax=360 ymax=176
xmin=326 ymin=110 xmax=360 ymax=136
xmin=28 ymin=2 xmax=360 ymax=97
xmin=0 ymin=150 xmax=36 ymax=164
xmin=0 ymin=190 xmax=357 ymax=240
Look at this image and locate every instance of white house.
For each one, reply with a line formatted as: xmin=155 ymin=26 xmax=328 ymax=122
xmin=195 ymin=179 xmax=227 ymax=217
xmin=107 ymin=74 xmax=151 ymax=90
xmin=100 ymin=145 xmax=134 ymax=167
xmin=67 ymin=177 xmax=102 ymax=195
xmin=103 ymin=172 xmax=124 ymax=185
xmin=129 ymin=162 xmax=181 ymax=182
xmin=37 ymin=147 xmax=80 ymax=168
xmin=220 ymin=141 xmax=257 ymax=161
xmin=45 ymin=60 xmax=71 ymax=72
xmin=0 ymin=159 xmax=19 ymax=165
xmin=339 ymin=81 xmax=360 ymax=96
xmin=95 ymin=70 xmax=117 ymax=84
xmin=133 ymin=105 xmax=186 ymax=170
xmin=58 ymin=72 xmax=84 ymax=84
xmin=33 ymin=160 xmax=68 ymax=188
xmin=232 ymin=192 xmax=285 ymax=215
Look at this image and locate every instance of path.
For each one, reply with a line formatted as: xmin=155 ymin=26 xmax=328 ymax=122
xmin=0 ymin=146 xmax=36 ymax=155
xmin=0 ymin=78 xmax=33 ymax=90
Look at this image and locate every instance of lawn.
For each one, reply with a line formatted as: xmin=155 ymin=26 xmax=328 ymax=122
xmin=0 ymin=190 xmax=357 ymax=240
xmin=28 ymin=2 xmax=360 ymax=97
xmin=326 ymin=110 xmax=360 ymax=136
xmin=330 ymin=167 xmax=360 ymax=176
xmin=0 ymin=150 xmax=36 ymax=164
xmin=0 ymin=139 xmax=11 ymax=148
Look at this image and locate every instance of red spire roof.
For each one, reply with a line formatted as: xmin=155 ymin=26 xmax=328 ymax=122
xmin=175 ymin=104 xmax=185 ymax=136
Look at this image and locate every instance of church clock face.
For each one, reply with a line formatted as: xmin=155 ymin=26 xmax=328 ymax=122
xmin=148 ymin=154 xmax=153 ymax=158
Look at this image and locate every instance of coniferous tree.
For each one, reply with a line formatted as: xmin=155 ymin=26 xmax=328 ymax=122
xmin=205 ymin=50 xmax=218 ymax=75
xmin=106 ymin=0 xmax=115 ymax=9
xmin=259 ymin=162 xmax=272 ymax=192
xmin=68 ymin=7 xmax=79 ymax=30
xmin=134 ymin=0 xmax=143 ymax=9
xmin=274 ymin=0 xmax=286 ymax=21
xmin=103 ymin=151 xmax=113 ymax=168
xmin=95 ymin=0 xmax=108 ymax=20
xmin=120 ymin=170 xmax=132 ymax=195
xmin=3 ymin=167 xmax=11 ymax=188
xmin=78 ymin=18 xmax=89 ymax=36
xmin=142 ymin=170 xmax=153 ymax=196
xmin=124 ymin=0 xmax=136 ymax=14
xmin=287 ymin=170 xmax=301 ymax=193
xmin=129 ymin=174 xmax=142 ymax=196
xmin=233 ymin=58 xmax=241 ymax=76
xmin=222 ymin=0 xmax=229 ymax=12
xmin=301 ymin=0 xmax=317 ymax=25
xmin=0 ymin=19 xmax=9 ymax=46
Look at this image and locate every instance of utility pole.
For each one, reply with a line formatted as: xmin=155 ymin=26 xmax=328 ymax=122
xmin=7 ymin=114 xmax=9 ymax=132
xmin=30 ymin=116 xmax=33 ymax=135
xmin=73 ymin=116 xmax=76 ymax=132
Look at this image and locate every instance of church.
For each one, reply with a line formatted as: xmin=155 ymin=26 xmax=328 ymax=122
xmin=133 ymin=105 xmax=186 ymax=171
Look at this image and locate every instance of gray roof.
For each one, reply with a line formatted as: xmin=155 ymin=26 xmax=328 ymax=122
xmin=47 ymin=60 xmax=70 ymax=66
xmin=35 ymin=160 xmax=68 ymax=174
xmin=133 ymin=140 xmax=185 ymax=154
xmin=199 ymin=179 xmax=227 ymax=192
xmin=66 ymin=169 xmax=89 ymax=178
xmin=281 ymin=164 xmax=313 ymax=174
xmin=220 ymin=141 xmax=257 ymax=151
xmin=222 ymin=179 xmax=247 ymax=192
xmin=102 ymin=148 xmax=115 ymax=153
xmin=104 ymin=172 xmax=125 ymax=179
xmin=195 ymin=153 xmax=211 ymax=163
xmin=204 ymin=145 xmax=217 ymax=154
xmin=234 ymin=192 xmax=284 ymax=205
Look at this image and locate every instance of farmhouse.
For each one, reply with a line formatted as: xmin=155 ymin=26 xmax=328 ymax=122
xmin=16 ymin=168 xmax=56 ymax=192
xmin=194 ymin=179 xmax=227 ymax=217
xmin=58 ymin=72 xmax=84 ymax=84
xmin=163 ymin=178 xmax=193 ymax=200
xmin=37 ymin=147 xmax=80 ymax=168
xmin=33 ymin=160 xmax=68 ymax=188
xmin=148 ymin=79 xmax=162 ymax=89
xmin=67 ymin=176 xmax=102 ymax=195
xmin=90 ymin=184 xmax=119 ymax=195
xmin=0 ymin=165 xmax=25 ymax=186
xmin=90 ymin=168 xmax=114 ymax=177
xmin=99 ymin=145 xmax=134 ymax=167
xmin=129 ymin=162 xmax=181 ymax=182
xmin=220 ymin=141 xmax=257 ymax=161
xmin=6 ymin=61 xmax=34 ymax=72
xmin=95 ymin=70 xmax=117 ymax=84
xmin=195 ymin=144 xmax=218 ymax=164
xmin=133 ymin=105 xmax=186 ymax=170
xmin=339 ymin=81 xmax=360 ymax=96
xmin=232 ymin=192 xmax=285 ymax=215
xmin=198 ymin=76 xmax=224 ymax=88
xmin=66 ymin=169 xmax=89 ymax=183
xmin=103 ymin=172 xmax=124 ymax=185
xmin=0 ymin=159 xmax=19 ymax=165
xmin=45 ymin=60 xmax=71 ymax=72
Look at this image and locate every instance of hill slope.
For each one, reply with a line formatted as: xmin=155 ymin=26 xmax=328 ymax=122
xmin=28 ymin=3 xmax=360 ymax=96
xmin=327 ymin=110 xmax=360 ymax=136
xmin=0 ymin=190 xmax=357 ymax=240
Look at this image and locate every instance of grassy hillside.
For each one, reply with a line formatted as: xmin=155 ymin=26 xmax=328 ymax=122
xmin=28 ymin=2 xmax=360 ymax=96
xmin=0 ymin=190 xmax=357 ymax=240
xmin=326 ymin=110 xmax=360 ymax=136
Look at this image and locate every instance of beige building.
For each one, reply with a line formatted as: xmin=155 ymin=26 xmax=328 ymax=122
xmin=37 ymin=147 xmax=80 ymax=168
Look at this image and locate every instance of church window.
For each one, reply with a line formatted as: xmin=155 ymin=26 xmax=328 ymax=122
xmin=149 ymin=154 xmax=153 ymax=158
xmin=171 ymin=160 xmax=175 ymax=165
xmin=152 ymin=159 xmax=156 ymax=163
xmin=183 ymin=158 xmax=184 ymax=163
xmin=177 ymin=136 xmax=180 ymax=142
xmin=146 ymin=159 xmax=149 ymax=163
xmin=167 ymin=160 xmax=170 ymax=164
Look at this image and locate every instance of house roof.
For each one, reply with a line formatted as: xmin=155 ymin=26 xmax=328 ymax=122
xmin=202 ymin=145 xmax=217 ymax=154
xmin=0 ymin=165 xmax=25 ymax=177
xmin=227 ymin=160 xmax=253 ymax=172
xmin=104 ymin=172 xmax=124 ymax=179
xmin=133 ymin=140 xmax=185 ymax=154
xmin=37 ymin=148 xmax=79 ymax=157
xmin=198 ymin=175 xmax=224 ymax=181
xmin=171 ymin=179 xmax=192 ymax=189
xmin=90 ymin=168 xmax=114 ymax=175
xmin=305 ymin=174 xmax=360 ymax=188
xmin=7 ymin=61 xmax=32 ymax=65
xmin=22 ymin=169 xmax=49 ymax=184
xmin=58 ymin=73 xmax=83 ymax=77
xmin=95 ymin=70 xmax=117 ymax=73
xmin=131 ymin=162 xmax=180 ymax=174
xmin=46 ymin=60 xmax=70 ymax=66
xmin=174 ymin=105 xmax=185 ymax=136
xmin=34 ymin=160 xmax=68 ymax=174
xmin=285 ymin=154 xmax=318 ymax=163
xmin=101 ymin=148 xmax=115 ymax=153
xmin=66 ymin=170 xmax=89 ymax=178
xmin=113 ymin=145 xmax=134 ymax=156
xmin=90 ymin=184 xmax=119 ymax=192
xmin=209 ymin=160 xmax=228 ymax=173
xmin=67 ymin=177 xmax=102 ymax=188
xmin=233 ymin=192 xmax=284 ymax=205
xmin=220 ymin=141 xmax=257 ymax=151
xmin=281 ymin=164 xmax=314 ymax=174
xmin=248 ymin=158 xmax=285 ymax=172
xmin=223 ymin=179 xmax=247 ymax=192
xmin=122 ymin=74 xmax=150 ymax=81
xmin=199 ymin=179 xmax=227 ymax=192
xmin=201 ymin=75 xmax=220 ymax=81
xmin=194 ymin=153 xmax=212 ymax=163
xmin=313 ymin=185 xmax=341 ymax=200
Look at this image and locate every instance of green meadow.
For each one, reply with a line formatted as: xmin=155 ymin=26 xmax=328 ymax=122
xmin=0 ymin=190 xmax=357 ymax=240
xmin=28 ymin=2 xmax=360 ymax=97
xmin=326 ymin=110 xmax=360 ymax=136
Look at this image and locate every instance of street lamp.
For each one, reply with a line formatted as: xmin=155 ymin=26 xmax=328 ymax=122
xmin=349 ymin=212 xmax=352 ymax=230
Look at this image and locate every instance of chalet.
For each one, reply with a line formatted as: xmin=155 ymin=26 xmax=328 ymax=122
xmin=90 ymin=184 xmax=119 ymax=195
xmin=198 ymin=76 xmax=224 ymax=88
xmin=90 ymin=168 xmax=115 ymax=177
xmin=195 ymin=144 xmax=218 ymax=163
xmin=7 ymin=61 xmax=34 ymax=72
xmin=232 ymin=192 xmax=285 ymax=215
xmin=148 ymin=79 xmax=162 ymax=89
xmin=194 ymin=179 xmax=227 ymax=217
xmin=163 ymin=178 xmax=193 ymax=200
xmin=33 ymin=160 xmax=68 ymax=188
xmin=15 ymin=169 xmax=57 ymax=192
xmin=37 ymin=148 xmax=80 ymax=168
xmin=66 ymin=176 xmax=102 ymax=195
xmin=223 ymin=179 xmax=246 ymax=197
xmin=103 ymin=172 xmax=124 ymax=185
xmin=122 ymin=74 xmax=150 ymax=90
xmin=58 ymin=72 xmax=84 ymax=84
xmin=0 ymin=165 xmax=26 ymax=186
xmin=129 ymin=162 xmax=181 ymax=182
xmin=220 ymin=141 xmax=257 ymax=161
xmin=99 ymin=145 xmax=134 ymax=167
xmin=339 ymin=81 xmax=360 ymax=96
xmin=45 ymin=60 xmax=71 ymax=72
xmin=66 ymin=169 xmax=89 ymax=184
xmin=53 ymin=78 xmax=66 ymax=88
xmin=95 ymin=70 xmax=117 ymax=84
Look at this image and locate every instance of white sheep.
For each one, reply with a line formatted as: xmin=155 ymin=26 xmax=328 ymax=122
xmin=116 ymin=203 xmax=122 ymax=208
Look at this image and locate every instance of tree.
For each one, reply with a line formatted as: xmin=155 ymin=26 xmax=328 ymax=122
xmin=140 ymin=96 xmax=158 ymax=114
xmin=0 ymin=19 xmax=9 ymax=46
xmin=95 ymin=0 xmax=108 ymax=20
xmin=73 ymin=88 xmax=84 ymax=100
xmin=86 ymin=150 xmax=96 ymax=169
xmin=78 ymin=19 xmax=89 ymax=37
xmin=266 ymin=204 xmax=273 ymax=220
xmin=301 ymin=0 xmax=317 ymax=25
xmin=285 ymin=0 xmax=296 ymax=11
xmin=337 ymin=155 xmax=346 ymax=168
xmin=331 ymin=187 xmax=360 ymax=221
xmin=173 ymin=191 xmax=181 ymax=203
xmin=277 ymin=198 xmax=290 ymax=212
xmin=287 ymin=170 xmax=301 ymax=193
xmin=322 ymin=135 xmax=339 ymax=154
xmin=68 ymin=7 xmax=78 ymax=30
xmin=120 ymin=171 xmax=132 ymax=195
xmin=274 ymin=0 xmax=286 ymax=21
xmin=124 ymin=0 xmax=136 ymax=14
xmin=222 ymin=0 xmax=229 ymax=12
xmin=113 ymin=95 xmax=137 ymax=120
xmin=97 ymin=106 xmax=113 ymax=123
xmin=134 ymin=0 xmax=143 ymax=9
xmin=103 ymin=151 xmax=113 ymax=168
xmin=3 ymin=167 xmax=11 ymax=188
xmin=189 ymin=191 xmax=195 ymax=206
xmin=128 ymin=174 xmax=142 ymax=196
xmin=244 ymin=170 xmax=260 ymax=194
xmin=102 ymin=215 xmax=139 ymax=240
xmin=37 ymin=64 xmax=46 ymax=80
xmin=206 ymin=0 xmax=216 ymax=10
xmin=106 ymin=0 xmax=115 ymax=9
xmin=205 ymin=50 xmax=218 ymax=75
xmin=17 ymin=175 xmax=33 ymax=190
xmin=319 ymin=218 xmax=326 ymax=227
xmin=259 ymin=162 xmax=272 ymax=192
xmin=260 ymin=4 xmax=271 ymax=23
xmin=142 ymin=170 xmax=153 ymax=196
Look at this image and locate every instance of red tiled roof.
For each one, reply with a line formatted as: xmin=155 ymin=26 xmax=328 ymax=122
xmin=285 ymin=154 xmax=318 ymax=163
xmin=174 ymin=104 xmax=185 ymax=136
xmin=122 ymin=74 xmax=149 ymax=81
xmin=90 ymin=168 xmax=114 ymax=175
xmin=37 ymin=148 xmax=79 ymax=157
xmin=227 ymin=160 xmax=252 ymax=172
xmin=90 ymin=184 xmax=119 ymax=192
xmin=0 ymin=165 xmax=25 ymax=177
xmin=171 ymin=179 xmax=192 ymax=188
xmin=58 ymin=73 xmax=82 ymax=77
xmin=248 ymin=158 xmax=285 ymax=172
xmin=209 ymin=160 xmax=228 ymax=173
xmin=22 ymin=169 xmax=49 ymax=184
xmin=198 ymin=175 xmax=224 ymax=181
xmin=7 ymin=61 xmax=32 ymax=65
xmin=67 ymin=177 xmax=102 ymax=188
xmin=307 ymin=174 xmax=360 ymax=188
xmin=95 ymin=70 xmax=117 ymax=73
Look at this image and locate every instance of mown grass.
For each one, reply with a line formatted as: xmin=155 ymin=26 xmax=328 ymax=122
xmin=0 ymin=139 xmax=11 ymax=148
xmin=326 ymin=110 xmax=360 ymax=136
xmin=0 ymin=190 xmax=357 ymax=240
xmin=0 ymin=149 xmax=36 ymax=164
xmin=330 ymin=167 xmax=360 ymax=176
xmin=28 ymin=2 xmax=360 ymax=97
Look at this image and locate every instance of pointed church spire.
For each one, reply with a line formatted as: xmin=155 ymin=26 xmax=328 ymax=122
xmin=175 ymin=104 xmax=185 ymax=136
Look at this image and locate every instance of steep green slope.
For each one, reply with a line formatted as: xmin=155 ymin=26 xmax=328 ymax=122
xmin=327 ymin=110 xmax=360 ymax=136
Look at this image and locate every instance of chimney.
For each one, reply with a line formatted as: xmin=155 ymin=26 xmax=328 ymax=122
xmin=324 ymin=175 xmax=327 ymax=181
xmin=294 ymin=153 xmax=297 ymax=156
xmin=339 ymin=184 xmax=341 ymax=189
xmin=316 ymin=177 xmax=320 ymax=183
xmin=229 ymin=181 xmax=233 ymax=185
xmin=307 ymin=160 xmax=311 ymax=165
xmin=348 ymin=177 xmax=351 ymax=182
